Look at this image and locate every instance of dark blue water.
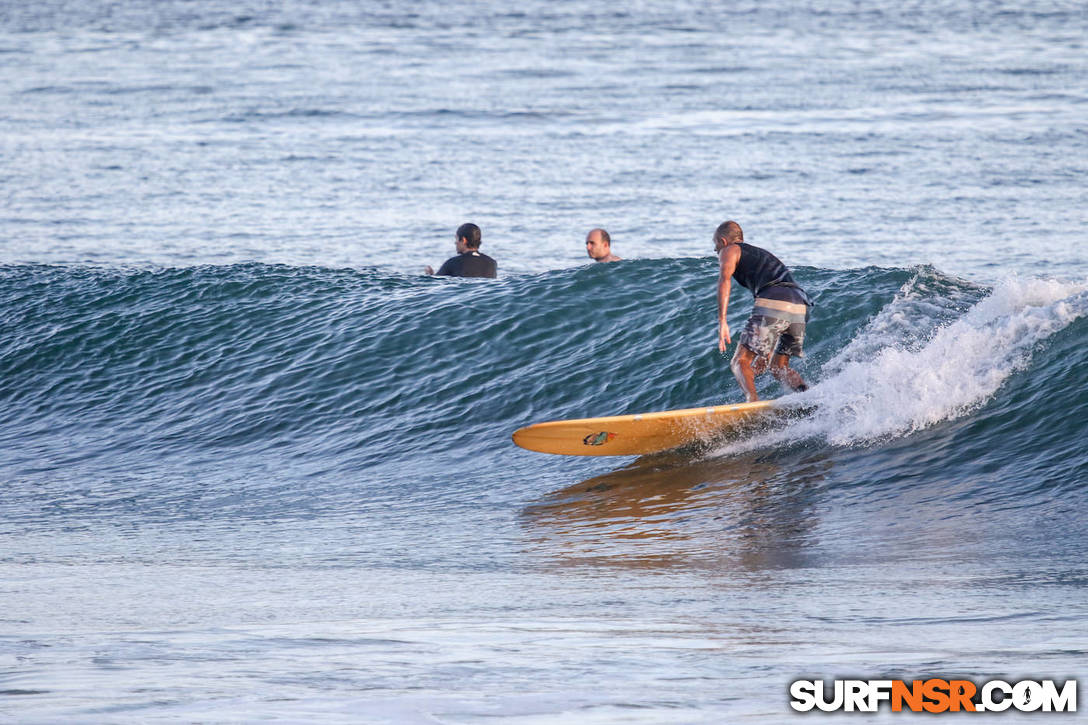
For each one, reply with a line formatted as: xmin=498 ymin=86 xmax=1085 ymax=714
xmin=2 ymin=1 xmax=1086 ymax=722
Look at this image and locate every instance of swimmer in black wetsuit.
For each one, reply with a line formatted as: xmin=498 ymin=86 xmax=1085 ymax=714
xmin=714 ymin=220 xmax=811 ymax=402
xmin=425 ymin=222 xmax=497 ymax=279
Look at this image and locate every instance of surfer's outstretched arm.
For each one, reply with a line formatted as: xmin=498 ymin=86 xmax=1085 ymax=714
xmin=717 ymin=244 xmax=741 ymax=352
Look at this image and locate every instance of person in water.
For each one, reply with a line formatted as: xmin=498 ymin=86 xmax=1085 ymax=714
xmin=715 ymin=220 xmax=811 ymax=402
xmin=425 ymin=222 xmax=497 ymax=278
xmin=585 ymin=228 xmax=622 ymax=263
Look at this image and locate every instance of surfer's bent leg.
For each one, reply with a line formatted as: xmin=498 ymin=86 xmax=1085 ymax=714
xmin=735 ymin=311 xmax=786 ymax=402
xmin=730 ymin=345 xmax=760 ymax=402
xmin=770 ymin=353 xmax=807 ymax=392
xmin=770 ymin=316 xmax=808 ymax=392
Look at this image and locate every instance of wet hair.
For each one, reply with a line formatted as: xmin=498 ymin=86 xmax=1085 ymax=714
xmin=457 ymin=222 xmax=482 ymax=248
xmin=588 ymin=228 xmax=610 ymax=245
xmin=714 ymin=220 xmax=743 ymax=244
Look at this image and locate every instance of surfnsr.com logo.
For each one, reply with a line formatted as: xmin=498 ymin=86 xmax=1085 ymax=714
xmin=789 ymin=678 xmax=1077 ymax=713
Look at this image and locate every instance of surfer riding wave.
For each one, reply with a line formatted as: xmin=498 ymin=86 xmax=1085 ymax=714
xmin=715 ymin=220 xmax=812 ymax=402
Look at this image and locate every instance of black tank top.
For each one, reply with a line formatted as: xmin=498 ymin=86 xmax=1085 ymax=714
xmin=730 ymin=242 xmax=806 ymax=302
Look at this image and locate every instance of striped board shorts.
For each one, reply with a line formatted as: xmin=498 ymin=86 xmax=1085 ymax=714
xmin=739 ymin=295 xmax=810 ymax=359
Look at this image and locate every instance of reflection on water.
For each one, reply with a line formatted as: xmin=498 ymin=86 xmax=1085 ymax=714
xmin=522 ymin=448 xmax=831 ymax=572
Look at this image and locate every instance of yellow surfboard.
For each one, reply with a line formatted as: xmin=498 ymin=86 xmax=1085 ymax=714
xmin=512 ymin=400 xmax=781 ymax=456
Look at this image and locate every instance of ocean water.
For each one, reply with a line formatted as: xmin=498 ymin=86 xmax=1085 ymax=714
xmin=1 ymin=1 xmax=1087 ymax=722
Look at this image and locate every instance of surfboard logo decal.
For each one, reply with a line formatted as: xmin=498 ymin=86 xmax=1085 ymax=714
xmin=583 ymin=431 xmax=616 ymax=446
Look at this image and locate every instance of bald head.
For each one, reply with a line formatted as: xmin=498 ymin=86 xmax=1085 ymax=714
xmin=586 ymin=228 xmax=618 ymax=262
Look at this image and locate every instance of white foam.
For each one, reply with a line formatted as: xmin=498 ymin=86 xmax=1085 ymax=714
xmin=715 ymin=276 xmax=1088 ymax=453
